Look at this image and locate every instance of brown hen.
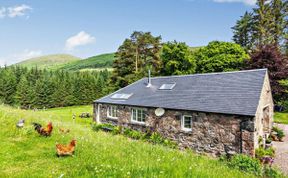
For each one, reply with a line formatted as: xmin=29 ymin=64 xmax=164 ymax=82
xmin=56 ymin=139 xmax=77 ymax=157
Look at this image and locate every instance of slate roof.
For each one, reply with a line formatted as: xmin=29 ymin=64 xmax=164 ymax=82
xmin=95 ymin=69 xmax=268 ymax=116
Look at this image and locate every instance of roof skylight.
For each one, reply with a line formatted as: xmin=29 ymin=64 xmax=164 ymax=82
xmin=111 ymin=93 xmax=133 ymax=100
xmin=159 ymin=83 xmax=176 ymax=90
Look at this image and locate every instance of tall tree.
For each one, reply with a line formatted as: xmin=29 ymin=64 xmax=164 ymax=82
xmin=232 ymin=11 xmax=255 ymax=51
xmin=15 ymin=76 xmax=35 ymax=109
xmin=247 ymin=44 xmax=288 ymax=102
xmin=253 ymin=0 xmax=274 ymax=46
xmin=270 ymin=0 xmax=286 ymax=45
xmin=34 ymin=76 xmax=55 ymax=108
xmin=0 ymin=69 xmax=17 ymax=105
xmin=282 ymin=0 xmax=288 ymax=54
xmin=195 ymin=41 xmax=249 ymax=73
xmin=111 ymin=31 xmax=162 ymax=88
xmin=161 ymin=41 xmax=196 ymax=76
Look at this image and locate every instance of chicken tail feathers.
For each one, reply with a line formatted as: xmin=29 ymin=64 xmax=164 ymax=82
xmin=32 ymin=123 xmax=42 ymax=131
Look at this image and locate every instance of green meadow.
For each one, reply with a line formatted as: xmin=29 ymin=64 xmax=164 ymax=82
xmin=274 ymin=112 xmax=288 ymax=125
xmin=0 ymin=104 xmax=254 ymax=178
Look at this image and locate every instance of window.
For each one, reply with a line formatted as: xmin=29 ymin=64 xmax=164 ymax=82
xmin=107 ymin=105 xmax=118 ymax=119
xmin=111 ymin=93 xmax=133 ymax=100
xmin=131 ymin=108 xmax=146 ymax=123
xmin=159 ymin=83 xmax=176 ymax=90
xmin=181 ymin=115 xmax=192 ymax=131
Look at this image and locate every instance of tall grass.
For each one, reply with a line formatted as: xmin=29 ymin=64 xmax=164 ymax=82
xmin=274 ymin=112 xmax=288 ymax=125
xmin=0 ymin=105 xmax=254 ymax=178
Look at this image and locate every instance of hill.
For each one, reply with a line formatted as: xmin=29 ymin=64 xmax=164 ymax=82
xmin=0 ymin=105 xmax=254 ymax=177
xmin=59 ymin=53 xmax=115 ymax=71
xmin=190 ymin=46 xmax=203 ymax=52
xmin=15 ymin=54 xmax=81 ymax=70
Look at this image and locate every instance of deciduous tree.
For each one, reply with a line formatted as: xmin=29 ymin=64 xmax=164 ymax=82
xmin=161 ymin=41 xmax=196 ymax=76
xmin=195 ymin=41 xmax=249 ymax=73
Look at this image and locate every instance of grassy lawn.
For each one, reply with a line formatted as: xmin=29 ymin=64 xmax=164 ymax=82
xmin=274 ymin=112 xmax=288 ymax=125
xmin=0 ymin=104 xmax=255 ymax=178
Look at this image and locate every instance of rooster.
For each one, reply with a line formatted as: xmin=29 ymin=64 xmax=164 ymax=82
xmin=56 ymin=139 xmax=77 ymax=157
xmin=32 ymin=122 xmax=53 ymax=136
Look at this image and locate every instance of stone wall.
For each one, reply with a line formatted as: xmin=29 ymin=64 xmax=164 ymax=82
xmin=94 ymin=103 xmax=255 ymax=156
xmin=254 ymin=72 xmax=274 ymax=149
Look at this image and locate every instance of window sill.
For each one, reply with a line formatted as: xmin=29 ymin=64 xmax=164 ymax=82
xmin=107 ymin=116 xmax=118 ymax=120
xmin=181 ymin=128 xmax=192 ymax=133
xmin=130 ymin=120 xmax=146 ymax=126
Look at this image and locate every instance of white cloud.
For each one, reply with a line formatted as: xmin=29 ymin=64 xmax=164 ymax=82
xmin=65 ymin=31 xmax=95 ymax=51
xmin=8 ymin=4 xmax=32 ymax=18
xmin=0 ymin=7 xmax=6 ymax=18
xmin=213 ymin=0 xmax=256 ymax=6
xmin=0 ymin=49 xmax=42 ymax=67
xmin=0 ymin=4 xmax=32 ymax=19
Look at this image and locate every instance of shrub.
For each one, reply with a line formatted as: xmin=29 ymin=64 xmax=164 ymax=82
xmin=150 ymin=132 xmax=165 ymax=144
xmin=129 ymin=129 xmax=143 ymax=140
xmin=272 ymin=126 xmax=285 ymax=141
xmin=91 ymin=123 xmax=115 ymax=132
xmin=112 ymin=126 xmax=122 ymax=135
xmin=92 ymin=124 xmax=177 ymax=148
xmin=228 ymin=154 xmax=262 ymax=176
xmin=258 ymin=136 xmax=264 ymax=148
xmin=263 ymin=167 xmax=284 ymax=178
xmin=255 ymin=147 xmax=275 ymax=159
xmin=91 ymin=123 xmax=104 ymax=131
xmin=266 ymin=137 xmax=272 ymax=144
xmin=163 ymin=139 xmax=178 ymax=148
xmin=123 ymin=128 xmax=133 ymax=137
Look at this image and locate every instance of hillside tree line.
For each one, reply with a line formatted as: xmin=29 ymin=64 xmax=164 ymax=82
xmin=0 ymin=67 xmax=110 ymax=109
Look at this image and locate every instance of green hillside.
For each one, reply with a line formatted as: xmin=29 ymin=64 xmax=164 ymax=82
xmin=0 ymin=105 xmax=255 ymax=177
xmin=190 ymin=46 xmax=203 ymax=52
xmin=59 ymin=53 xmax=115 ymax=71
xmin=15 ymin=54 xmax=81 ymax=70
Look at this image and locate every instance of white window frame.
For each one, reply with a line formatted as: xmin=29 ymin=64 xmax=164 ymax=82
xmin=131 ymin=108 xmax=146 ymax=124
xmin=107 ymin=105 xmax=118 ymax=119
xmin=181 ymin=115 xmax=192 ymax=131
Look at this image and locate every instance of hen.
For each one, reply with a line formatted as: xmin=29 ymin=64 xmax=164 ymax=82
xmin=16 ymin=119 xmax=25 ymax=128
xmin=32 ymin=122 xmax=53 ymax=136
xmin=56 ymin=139 xmax=77 ymax=157
xmin=59 ymin=128 xmax=70 ymax=134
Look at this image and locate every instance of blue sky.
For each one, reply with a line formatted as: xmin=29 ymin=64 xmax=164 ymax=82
xmin=0 ymin=0 xmax=255 ymax=65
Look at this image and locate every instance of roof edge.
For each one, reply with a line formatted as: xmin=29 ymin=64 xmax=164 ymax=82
xmin=94 ymin=101 xmax=256 ymax=117
xmin=149 ymin=68 xmax=268 ymax=80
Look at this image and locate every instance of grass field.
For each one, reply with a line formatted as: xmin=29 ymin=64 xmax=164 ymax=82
xmin=14 ymin=54 xmax=81 ymax=70
xmin=59 ymin=53 xmax=115 ymax=71
xmin=0 ymin=104 xmax=255 ymax=178
xmin=274 ymin=112 xmax=288 ymax=125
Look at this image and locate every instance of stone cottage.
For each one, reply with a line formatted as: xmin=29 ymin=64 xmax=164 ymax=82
xmin=93 ymin=69 xmax=273 ymax=156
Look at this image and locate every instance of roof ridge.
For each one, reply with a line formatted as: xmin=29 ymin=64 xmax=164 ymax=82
xmin=149 ymin=69 xmax=267 ymax=80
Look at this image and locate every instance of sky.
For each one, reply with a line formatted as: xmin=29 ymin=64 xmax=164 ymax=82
xmin=0 ymin=0 xmax=256 ymax=66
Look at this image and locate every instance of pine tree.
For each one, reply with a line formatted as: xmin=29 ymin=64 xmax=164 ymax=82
xmin=232 ymin=11 xmax=254 ymax=51
xmin=271 ymin=0 xmax=286 ymax=44
xmin=0 ymin=69 xmax=17 ymax=105
xmin=15 ymin=76 xmax=34 ymax=109
xmin=253 ymin=0 xmax=274 ymax=46
xmin=34 ymin=77 xmax=54 ymax=108
xmin=112 ymin=31 xmax=162 ymax=88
